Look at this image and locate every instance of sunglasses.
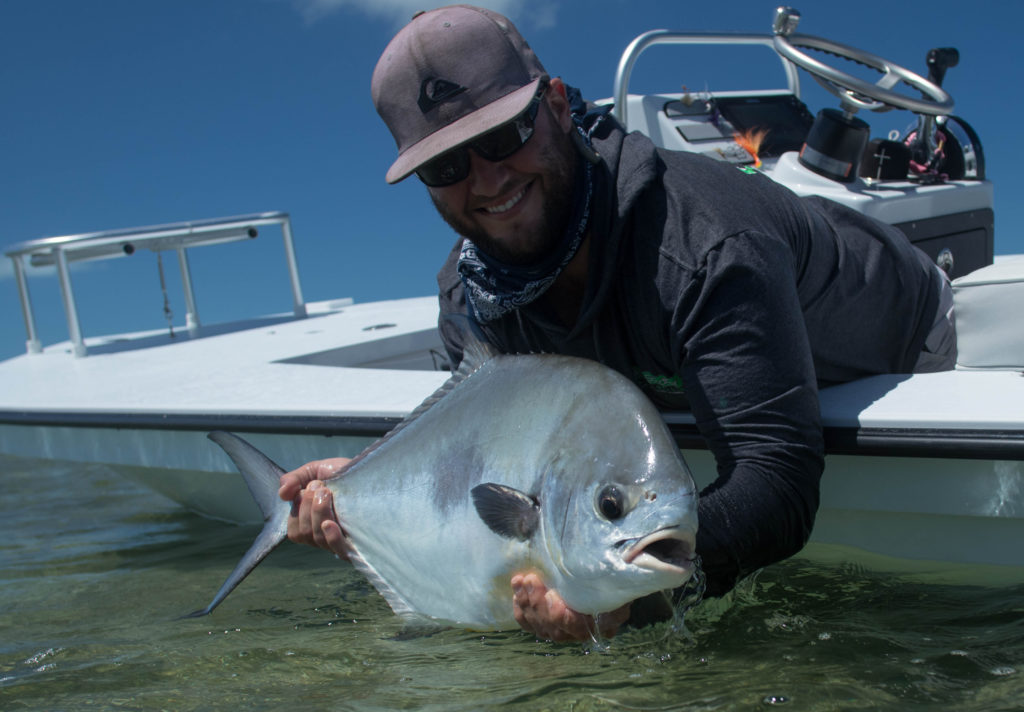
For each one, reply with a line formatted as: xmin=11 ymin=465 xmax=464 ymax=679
xmin=416 ymin=83 xmax=548 ymax=188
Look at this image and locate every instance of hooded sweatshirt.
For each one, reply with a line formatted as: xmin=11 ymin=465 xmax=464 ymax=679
xmin=436 ymin=115 xmax=940 ymax=597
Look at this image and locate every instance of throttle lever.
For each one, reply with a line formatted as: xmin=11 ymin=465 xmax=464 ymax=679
xmin=926 ymin=47 xmax=959 ymax=88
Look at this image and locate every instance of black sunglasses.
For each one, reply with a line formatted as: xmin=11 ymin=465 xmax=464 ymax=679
xmin=416 ymin=83 xmax=548 ymax=188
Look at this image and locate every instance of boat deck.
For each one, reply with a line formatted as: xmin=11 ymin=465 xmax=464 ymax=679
xmin=0 ymin=296 xmax=448 ymax=425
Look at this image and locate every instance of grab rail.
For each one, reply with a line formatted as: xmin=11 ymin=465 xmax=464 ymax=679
xmin=5 ymin=211 xmax=305 ymax=357
xmin=612 ymin=31 xmax=801 ymax=129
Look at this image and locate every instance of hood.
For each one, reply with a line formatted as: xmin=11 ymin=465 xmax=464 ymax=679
xmin=567 ymin=112 xmax=661 ymax=340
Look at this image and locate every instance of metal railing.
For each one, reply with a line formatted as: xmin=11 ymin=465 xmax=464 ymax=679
xmin=5 ymin=211 xmax=305 ymax=357
xmin=611 ymin=31 xmax=802 ymax=129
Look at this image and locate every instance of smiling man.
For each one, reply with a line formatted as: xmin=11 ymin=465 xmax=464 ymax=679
xmin=279 ymin=5 xmax=957 ymax=642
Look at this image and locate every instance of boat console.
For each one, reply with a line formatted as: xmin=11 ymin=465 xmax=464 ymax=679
xmin=608 ymin=7 xmax=994 ymax=280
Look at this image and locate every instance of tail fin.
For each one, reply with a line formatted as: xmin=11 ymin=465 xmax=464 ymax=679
xmin=182 ymin=431 xmax=291 ymax=618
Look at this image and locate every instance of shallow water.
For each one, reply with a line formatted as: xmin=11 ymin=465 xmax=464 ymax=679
xmin=2 ymin=454 xmax=1022 ymax=711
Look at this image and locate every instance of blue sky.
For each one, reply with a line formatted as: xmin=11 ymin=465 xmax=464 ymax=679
xmin=2 ymin=0 xmax=1019 ymax=361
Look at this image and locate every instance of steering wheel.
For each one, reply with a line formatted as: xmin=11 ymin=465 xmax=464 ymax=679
xmin=772 ymin=7 xmax=953 ymax=116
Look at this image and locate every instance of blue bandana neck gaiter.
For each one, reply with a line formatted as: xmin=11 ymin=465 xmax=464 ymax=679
xmin=457 ymin=156 xmax=592 ymax=323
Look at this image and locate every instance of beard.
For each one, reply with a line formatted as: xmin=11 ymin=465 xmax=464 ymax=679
xmin=429 ymin=122 xmax=578 ymax=267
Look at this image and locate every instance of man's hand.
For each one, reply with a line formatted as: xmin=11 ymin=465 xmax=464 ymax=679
xmin=511 ymin=572 xmax=631 ymax=642
xmin=278 ymin=458 xmax=351 ymax=559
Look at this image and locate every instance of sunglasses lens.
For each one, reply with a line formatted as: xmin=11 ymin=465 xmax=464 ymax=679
xmin=474 ymin=118 xmax=533 ymax=161
xmin=416 ymin=148 xmax=470 ymax=187
xmin=415 ymin=85 xmax=544 ymax=187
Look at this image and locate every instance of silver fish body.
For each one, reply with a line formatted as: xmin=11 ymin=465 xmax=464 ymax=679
xmin=192 ymin=344 xmax=698 ymax=631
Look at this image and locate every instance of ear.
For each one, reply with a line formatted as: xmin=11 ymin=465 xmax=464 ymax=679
xmin=546 ymin=77 xmax=574 ymax=135
xmin=471 ymin=483 xmax=539 ymax=541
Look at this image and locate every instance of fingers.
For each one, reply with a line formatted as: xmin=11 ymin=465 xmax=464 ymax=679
xmin=320 ymin=519 xmax=352 ymax=559
xmin=277 ymin=458 xmax=349 ymax=501
xmin=286 ymin=480 xmax=319 ymax=546
xmin=595 ymin=602 xmax=631 ymax=638
xmin=281 ymin=459 xmax=352 ymax=561
xmin=308 ymin=481 xmax=336 ymax=549
xmin=278 ymin=462 xmax=318 ymax=501
xmin=511 ymin=573 xmax=627 ymax=642
xmin=510 ymin=573 xmax=580 ymax=642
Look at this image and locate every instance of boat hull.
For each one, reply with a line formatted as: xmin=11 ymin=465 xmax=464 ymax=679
xmin=3 ymin=415 xmax=1021 ymax=570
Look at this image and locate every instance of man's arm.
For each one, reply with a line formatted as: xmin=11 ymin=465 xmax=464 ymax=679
xmin=675 ymin=232 xmax=825 ymax=595
xmin=437 ymin=239 xmax=470 ymax=368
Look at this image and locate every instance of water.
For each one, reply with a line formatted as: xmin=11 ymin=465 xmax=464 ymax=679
xmin=2 ymin=454 xmax=1022 ymax=711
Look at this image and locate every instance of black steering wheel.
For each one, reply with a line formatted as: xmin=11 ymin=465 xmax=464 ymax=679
xmin=772 ymin=7 xmax=954 ymax=116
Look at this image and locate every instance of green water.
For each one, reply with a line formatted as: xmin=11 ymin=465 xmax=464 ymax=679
xmin=2 ymin=454 xmax=1022 ymax=711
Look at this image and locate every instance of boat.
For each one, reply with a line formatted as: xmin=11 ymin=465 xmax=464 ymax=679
xmin=1 ymin=8 xmax=1021 ymax=571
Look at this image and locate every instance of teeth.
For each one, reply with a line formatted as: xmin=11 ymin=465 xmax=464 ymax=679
xmin=484 ymin=188 xmax=525 ymax=214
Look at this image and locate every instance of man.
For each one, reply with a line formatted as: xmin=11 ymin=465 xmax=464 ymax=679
xmin=280 ymin=5 xmax=956 ymax=641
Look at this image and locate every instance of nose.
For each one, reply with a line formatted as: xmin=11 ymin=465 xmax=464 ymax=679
xmin=466 ymin=150 xmax=509 ymax=197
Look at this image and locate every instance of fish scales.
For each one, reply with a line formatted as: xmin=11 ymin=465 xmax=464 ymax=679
xmin=191 ymin=343 xmax=699 ymax=631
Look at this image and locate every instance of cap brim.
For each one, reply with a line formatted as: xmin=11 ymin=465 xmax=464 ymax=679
xmin=384 ymin=78 xmax=544 ymax=184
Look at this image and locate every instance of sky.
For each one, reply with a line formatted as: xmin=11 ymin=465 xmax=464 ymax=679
xmin=1 ymin=0 xmax=1020 ymax=361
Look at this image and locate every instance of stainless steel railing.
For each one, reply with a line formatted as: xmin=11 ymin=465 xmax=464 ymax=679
xmin=5 ymin=211 xmax=305 ymax=357
xmin=611 ymin=31 xmax=801 ymax=130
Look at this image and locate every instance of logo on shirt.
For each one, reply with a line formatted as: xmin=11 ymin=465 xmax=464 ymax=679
xmin=637 ymin=370 xmax=686 ymax=395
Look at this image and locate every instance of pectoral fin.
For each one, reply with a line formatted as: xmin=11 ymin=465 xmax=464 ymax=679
xmin=471 ymin=483 xmax=539 ymax=541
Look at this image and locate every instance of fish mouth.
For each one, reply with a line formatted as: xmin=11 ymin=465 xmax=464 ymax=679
xmin=621 ymin=527 xmax=696 ymax=576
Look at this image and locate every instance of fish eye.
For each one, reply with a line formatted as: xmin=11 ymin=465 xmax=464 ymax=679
xmin=597 ymin=485 xmax=624 ymax=520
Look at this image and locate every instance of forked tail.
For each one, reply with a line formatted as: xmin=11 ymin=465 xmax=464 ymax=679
xmin=182 ymin=431 xmax=291 ymax=618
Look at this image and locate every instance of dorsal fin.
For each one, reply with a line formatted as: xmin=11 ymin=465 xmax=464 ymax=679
xmin=341 ymin=333 xmax=499 ymax=472
xmin=460 ymin=330 xmax=497 ymax=370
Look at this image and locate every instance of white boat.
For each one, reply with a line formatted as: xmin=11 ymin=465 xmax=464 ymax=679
xmin=2 ymin=8 xmax=1021 ymax=571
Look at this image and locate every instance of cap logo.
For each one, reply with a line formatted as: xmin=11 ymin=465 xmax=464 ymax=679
xmin=417 ymin=78 xmax=467 ymax=114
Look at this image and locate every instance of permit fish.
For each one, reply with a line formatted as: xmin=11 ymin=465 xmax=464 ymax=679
xmin=188 ymin=342 xmax=698 ymax=630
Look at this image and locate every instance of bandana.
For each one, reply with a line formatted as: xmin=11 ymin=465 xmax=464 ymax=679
xmin=457 ymin=158 xmax=592 ymax=323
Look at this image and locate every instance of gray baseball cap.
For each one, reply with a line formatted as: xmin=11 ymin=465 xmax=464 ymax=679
xmin=371 ymin=5 xmax=549 ymax=184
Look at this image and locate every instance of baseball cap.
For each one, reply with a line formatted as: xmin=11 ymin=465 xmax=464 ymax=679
xmin=371 ymin=5 xmax=549 ymax=184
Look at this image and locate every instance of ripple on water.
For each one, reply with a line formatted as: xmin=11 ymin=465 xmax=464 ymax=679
xmin=1 ymin=455 xmax=1023 ymax=711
